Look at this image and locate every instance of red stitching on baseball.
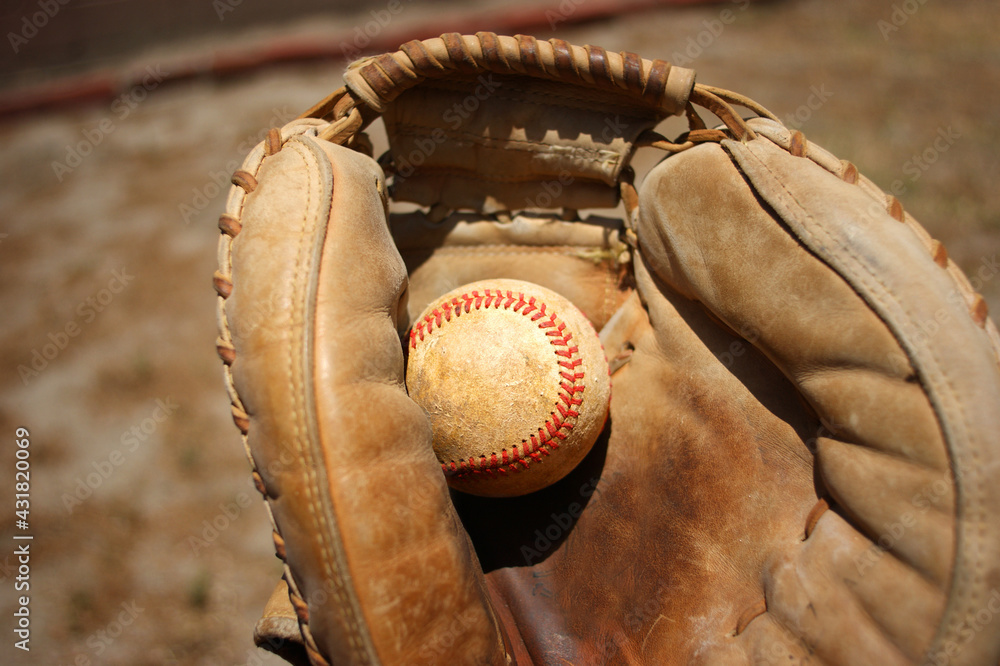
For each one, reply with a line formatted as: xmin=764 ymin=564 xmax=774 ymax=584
xmin=409 ymin=287 xmax=587 ymax=479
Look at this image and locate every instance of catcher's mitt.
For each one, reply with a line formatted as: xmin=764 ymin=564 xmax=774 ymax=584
xmin=214 ymin=33 xmax=1000 ymax=665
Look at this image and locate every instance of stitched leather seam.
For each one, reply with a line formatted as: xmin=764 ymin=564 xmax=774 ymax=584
xmin=287 ymin=139 xmax=370 ymax=663
xmin=743 ymin=138 xmax=982 ymax=647
xmin=218 ymin=130 xmax=340 ymax=665
xmin=215 ymin=121 xmax=367 ymax=666
xmin=752 ymin=121 xmax=997 ymax=343
xmin=408 ymin=288 xmax=585 ymax=478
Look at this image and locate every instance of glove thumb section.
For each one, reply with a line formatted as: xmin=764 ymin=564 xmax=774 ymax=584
xmin=224 ymin=127 xmax=507 ymax=666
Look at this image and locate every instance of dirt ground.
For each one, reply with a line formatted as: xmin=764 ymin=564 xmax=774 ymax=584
xmin=0 ymin=0 xmax=997 ymax=664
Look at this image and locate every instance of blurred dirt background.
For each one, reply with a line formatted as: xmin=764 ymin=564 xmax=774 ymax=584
xmin=0 ymin=0 xmax=997 ymax=664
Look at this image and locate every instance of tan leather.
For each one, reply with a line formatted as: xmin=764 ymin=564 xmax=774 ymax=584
xmin=724 ymin=123 xmax=1000 ymax=663
xmin=255 ymin=580 xmax=310 ymax=666
xmin=220 ymin=122 xmax=507 ymax=664
xmin=379 ymin=73 xmax=664 ymax=213
xmin=390 ymin=212 xmax=630 ymax=332
xmin=634 ymin=126 xmax=992 ymax=663
xmin=337 ymin=33 xmax=693 ymax=214
xmin=217 ymin=34 xmax=1000 ymax=666
xmin=343 ymin=33 xmax=695 ymax=116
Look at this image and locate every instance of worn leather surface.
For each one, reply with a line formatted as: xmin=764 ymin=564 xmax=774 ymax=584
xmin=221 ymin=65 xmax=1000 ymax=666
xmin=390 ymin=212 xmax=631 ymax=332
xmin=225 ymin=132 xmax=507 ymax=664
xmin=381 ymin=75 xmax=663 ymax=213
xmin=254 ymin=581 xmax=311 ymax=666
xmin=343 ymin=33 xmax=695 ymax=117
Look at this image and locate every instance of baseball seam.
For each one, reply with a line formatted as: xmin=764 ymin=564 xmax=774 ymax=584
xmin=409 ymin=288 xmax=585 ymax=478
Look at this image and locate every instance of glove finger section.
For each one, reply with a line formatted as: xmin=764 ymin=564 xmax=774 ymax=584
xmin=812 ymin=512 xmax=947 ymax=662
xmin=637 ymin=143 xmax=946 ymax=471
xmin=723 ymin=134 xmax=1000 ymax=665
xmin=817 ymin=436 xmax=954 ymax=586
xmin=636 ymin=134 xmax=1000 ymax=664
xmin=228 ymin=135 xmax=505 ymax=665
xmin=758 ymin=511 xmax=937 ymax=665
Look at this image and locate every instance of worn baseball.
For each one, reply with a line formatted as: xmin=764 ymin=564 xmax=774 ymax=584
xmin=406 ymin=279 xmax=611 ymax=497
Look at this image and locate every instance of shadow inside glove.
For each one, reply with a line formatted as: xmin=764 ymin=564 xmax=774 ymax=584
xmin=450 ymin=422 xmax=612 ymax=573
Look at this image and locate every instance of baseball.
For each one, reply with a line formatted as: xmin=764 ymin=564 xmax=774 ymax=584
xmin=405 ymin=279 xmax=611 ymax=497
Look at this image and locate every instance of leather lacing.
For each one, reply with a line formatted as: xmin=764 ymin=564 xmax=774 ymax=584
xmin=302 ymin=35 xmax=996 ymax=341
xmin=768 ymin=125 xmax=994 ymax=337
xmin=633 ymin=99 xmax=995 ymax=341
xmin=803 ymin=498 xmax=830 ymax=540
xmin=220 ymin=36 xmax=999 ymax=664
xmin=717 ymin=123 xmax=995 ymax=641
xmin=215 ymin=118 xmax=344 ymax=666
xmin=342 ymin=32 xmax=696 ymax=117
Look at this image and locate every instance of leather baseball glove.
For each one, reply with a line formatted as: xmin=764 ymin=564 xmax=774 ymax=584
xmin=213 ymin=33 xmax=1000 ymax=665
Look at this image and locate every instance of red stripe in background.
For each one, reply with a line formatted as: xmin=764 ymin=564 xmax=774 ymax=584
xmin=0 ymin=0 xmax=732 ymax=118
